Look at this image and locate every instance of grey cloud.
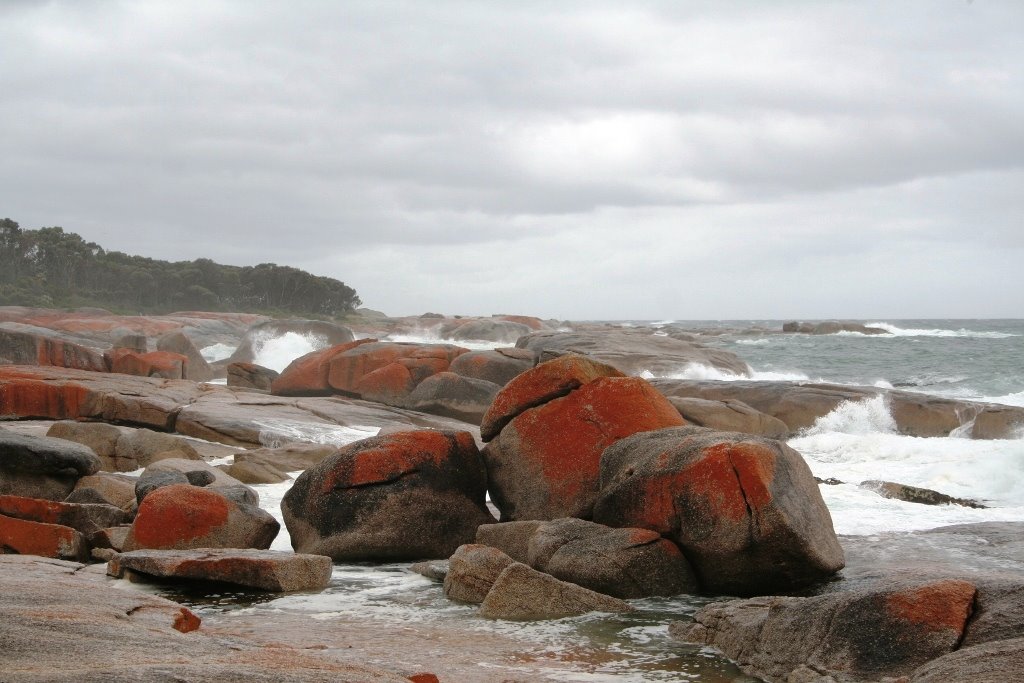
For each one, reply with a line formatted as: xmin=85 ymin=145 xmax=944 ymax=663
xmin=1 ymin=0 xmax=1022 ymax=317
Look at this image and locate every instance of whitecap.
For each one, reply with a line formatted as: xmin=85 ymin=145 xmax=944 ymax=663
xmin=640 ymin=363 xmax=810 ymax=382
xmin=734 ymin=338 xmax=770 ymax=346
xmin=200 ymin=342 xmax=237 ymax=362
xmin=865 ymin=322 xmax=1018 ymax=339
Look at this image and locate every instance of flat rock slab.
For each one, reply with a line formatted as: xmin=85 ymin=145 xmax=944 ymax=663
xmin=0 ymin=551 xmax=407 ymax=682
xmin=108 ymin=548 xmax=334 ymax=592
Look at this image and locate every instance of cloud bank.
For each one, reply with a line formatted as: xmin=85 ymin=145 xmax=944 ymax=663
xmin=2 ymin=0 xmax=1021 ymax=318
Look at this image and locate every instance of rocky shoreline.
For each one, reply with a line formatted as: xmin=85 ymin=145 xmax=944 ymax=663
xmin=2 ymin=306 xmax=1022 ymax=682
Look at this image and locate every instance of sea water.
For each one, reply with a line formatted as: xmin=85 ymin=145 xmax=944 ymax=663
xmin=183 ymin=319 xmax=1022 ymax=681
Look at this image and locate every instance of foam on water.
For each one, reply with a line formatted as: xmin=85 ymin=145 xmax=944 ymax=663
xmin=253 ymin=418 xmax=379 ymax=448
xmin=200 ymin=342 xmax=236 ymax=362
xmin=384 ymin=331 xmax=505 ymax=351
xmin=982 ymin=390 xmax=1024 ymax=408
xmin=734 ymin=338 xmax=770 ymax=346
xmin=251 ymin=331 xmax=325 ymax=372
xmin=640 ymin=362 xmax=810 ymax=382
xmin=865 ymin=322 xmax=1018 ymax=339
xmin=789 ymin=396 xmax=1024 ymax=535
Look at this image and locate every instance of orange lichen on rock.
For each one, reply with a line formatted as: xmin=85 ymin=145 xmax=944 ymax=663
xmin=498 ymin=315 xmax=545 ymax=330
xmin=355 ymin=362 xmax=416 ymax=401
xmin=271 ymin=339 xmax=376 ymax=396
xmin=497 ymin=376 xmax=684 ymax=518
xmin=481 ymin=354 xmax=625 ymax=441
xmin=129 ymin=485 xmax=231 ymax=548
xmin=0 ymin=375 xmax=91 ymax=419
xmin=329 ymin=430 xmax=462 ymax=492
xmin=885 ymin=579 xmax=976 ymax=631
xmin=172 ymin=607 xmax=202 ymax=633
xmin=0 ymin=513 xmax=88 ymax=561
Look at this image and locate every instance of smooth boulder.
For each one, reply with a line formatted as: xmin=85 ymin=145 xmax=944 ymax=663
xmin=282 ymin=430 xmax=494 ymax=560
xmin=594 ymin=426 xmax=844 ymax=595
xmin=443 ymin=543 xmax=516 ymax=604
xmin=0 ymin=429 xmax=101 ymax=500
xmin=478 ymin=562 xmax=633 ymax=620
xmin=123 ymin=483 xmax=279 ymax=551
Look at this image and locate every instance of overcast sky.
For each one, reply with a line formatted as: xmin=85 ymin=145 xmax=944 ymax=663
xmin=2 ymin=1 xmax=1022 ymax=320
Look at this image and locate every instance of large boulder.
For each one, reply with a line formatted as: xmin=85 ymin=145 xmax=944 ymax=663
xmin=480 ymin=353 xmax=625 ymax=442
xmin=282 ymin=430 xmax=493 ymax=560
xmin=156 ymin=331 xmax=214 ymax=382
xmin=405 ymin=372 xmax=500 ymax=425
xmin=594 ymin=426 xmax=844 ymax=595
xmin=474 ymin=520 xmax=543 ymax=563
xmin=114 ymin=428 xmax=202 ymax=469
xmin=227 ymin=362 xmax=279 ymax=391
xmin=270 ymin=339 xmax=376 ymax=396
xmin=526 ymin=518 xmax=698 ymax=598
xmin=672 ymin=579 xmax=977 ymax=682
xmin=448 ymin=348 xmax=535 ymax=386
xmin=72 ymin=472 xmax=138 ymax=510
xmin=483 ymin=356 xmax=686 ymax=521
xmin=108 ymin=548 xmax=333 ymax=592
xmin=123 ymin=484 xmax=279 ymax=551
xmin=326 ymin=342 xmax=467 ymax=397
xmin=0 ymin=429 xmax=101 ymax=500
xmin=478 ymin=562 xmax=633 ymax=620
xmin=45 ymin=420 xmax=133 ymax=472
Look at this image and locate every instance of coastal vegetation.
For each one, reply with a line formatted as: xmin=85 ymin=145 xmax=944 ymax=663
xmin=0 ymin=218 xmax=360 ymax=317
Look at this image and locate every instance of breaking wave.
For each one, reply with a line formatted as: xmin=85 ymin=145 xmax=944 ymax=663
xmin=865 ymin=322 xmax=1018 ymax=339
xmin=641 ymin=362 xmax=810 ymax=382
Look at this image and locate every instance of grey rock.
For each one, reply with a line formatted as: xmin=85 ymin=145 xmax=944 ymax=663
xmin=157 ymin=331 xmax=214 ymax=382
xmin=909 ymin=637 xmax=1024 ymax=683
xmin=860 ymin=479 xmax=985 ymax=508
xmin=474 ymin=520 xmax=543 ymax=563
xmin=114 ymin=428 xmax=202 ymax=469
xmin=668 ymin=396 xmax=789 ymax=438
xmin=443 ymin=544 xmax=516 ymax=604
xmin=0 ymin=429 xmax=101 ymax=500
xmin=479 ymin=562 xmax=633 ymax=620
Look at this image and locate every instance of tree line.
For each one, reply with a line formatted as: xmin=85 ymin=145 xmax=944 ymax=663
xmin=0 ymin=218 xmax=361 ymax=317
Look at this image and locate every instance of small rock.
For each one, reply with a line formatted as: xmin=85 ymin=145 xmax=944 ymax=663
xmin=479 ymin=562 xmax=633 ymax=620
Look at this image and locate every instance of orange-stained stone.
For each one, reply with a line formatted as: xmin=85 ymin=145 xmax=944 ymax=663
xmin=493 ymin=376 xmax=685 ymax=519
xmin=0 ymin=375 xmax=90 ymax=419
xmin=885 ymin=580 xmax=976 ymax=631
xmin=109 ymin=350 xmax=187 ymax=379
xmin=323 ymin=430 xmax=471 ymax=493
xmin=0 ymin=513 xmax=88 ymax=561
xmin=481 ymin=354 xmax=625 ymax=441
xmin=355 ymin=362 xmax=416 ymax=401
xmin=407 ymin=674 xmax=440 ymax=683
xmin=271 ymin=339 xmax=376 ymax=396
xmin=130 ymin=485 xmax=230 ymax=548
xmin=172 ymin=607 xmax=202 ymax=633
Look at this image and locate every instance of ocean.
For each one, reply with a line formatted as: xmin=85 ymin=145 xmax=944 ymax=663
xmin=192 ymin=319 xmax=1024 ymax=682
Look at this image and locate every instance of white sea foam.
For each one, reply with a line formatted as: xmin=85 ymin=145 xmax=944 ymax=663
xmin=254 ymin=418 xmax=379 ymax=448
xmin=981 ymin=390 xmax=1024 ymax=408
xmin=252 ymin=331 xmax=326 ymax=372
xmin=384 ymin=332 xmax=503 ymax=351
xmin=734 ymin=338 xmax=770 ymax=346
xmin=802 ymin=396 xmax=898 ymax=436
xmin=865 ymin=322 xmax=1018 ymax=339
xmin=200 ymin=342 xmax=236 ymax=362
xmin=641 ymin=362 xmax=810 ymax=382
xmin=790 ymin=396 xmax=1024 ymax=534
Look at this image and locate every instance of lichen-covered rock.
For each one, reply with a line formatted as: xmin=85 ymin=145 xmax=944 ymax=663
xmin=594 ymin=426 xmax=843 ymax=596
xmin=107 ymin=349 xmax=188 ymax=380
xmin=109 ymin=548 xmax=333 ymax=592
xmin=0 ymin=513 xmax=89 ymax=561
xmin=480 ymin=353 xmax=624 ymax=441
xmin=0 ymin=494 xmax=126 ymax=538
xmin=282 ymin=430 xmax=493 ymax=561
xmin=672 ymin=579 xmax=977 ymax=682
xmin=123 ymin=484 xmax=279 ymax=551
xmin=271 ymin=339 xmax=376 ymax=396
xmin=484 ymin=376 xmax=685 ymax=521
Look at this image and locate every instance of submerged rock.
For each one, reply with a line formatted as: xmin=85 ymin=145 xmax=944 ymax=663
xmin=860 ymin=479 xmax=986 ymax=508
